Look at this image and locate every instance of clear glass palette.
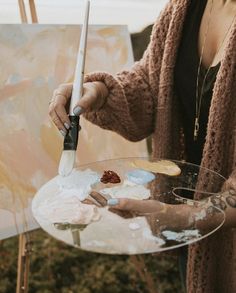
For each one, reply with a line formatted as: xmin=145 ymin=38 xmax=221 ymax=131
xmin=32 ymin=158 xmax=226 ymax=255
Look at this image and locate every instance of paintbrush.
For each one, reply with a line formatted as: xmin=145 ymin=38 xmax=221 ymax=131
xmin=58 ymin=0 xmax=90 ymax=177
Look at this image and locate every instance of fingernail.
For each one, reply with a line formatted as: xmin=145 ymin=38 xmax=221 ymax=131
xmin=107 ymin=198 xmax=119 ymax=206
xmin=64 ymin=122 xmax=70 ymax=130
xmin=60 ymin=130 xmax=67 ymax=137
xmin=73 ymin=106 xmax=84 ymax=116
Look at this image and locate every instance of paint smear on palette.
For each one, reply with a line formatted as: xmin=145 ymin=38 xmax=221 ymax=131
xmin=131 ymin=160 xmax=181 ymax=176
xmin=126 ymin=169 xmax=155 ymax=185
xmin=36 ymin=191 xmax=101 ymax=225
xmin=57 ymin=169 xmax=100 ymax=198
xmin=100 ymin=182 xmax=150 ymax=200
xmin=34 ymin=169 xmax=102 ymax=225
xmin=129 ymin=222 xmax=141 ymax=231
xmin=142 ymin=228 xmax=166 ymax=246
xmin=162 ymin=229 xmax=201 ymax=242
xmin=194 ymin=209 xmax=207 ymax=221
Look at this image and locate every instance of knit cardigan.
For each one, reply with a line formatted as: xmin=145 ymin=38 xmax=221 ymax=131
xmin=84 ymin=0 xmax=236 ymax=292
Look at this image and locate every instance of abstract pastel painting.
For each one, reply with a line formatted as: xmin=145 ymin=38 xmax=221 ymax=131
xmin=0 ymin=24 xmax=147 ymax=239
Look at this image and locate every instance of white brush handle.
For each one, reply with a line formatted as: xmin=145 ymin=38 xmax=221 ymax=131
xmin=69 ymin=0 xmax=90 ymax=115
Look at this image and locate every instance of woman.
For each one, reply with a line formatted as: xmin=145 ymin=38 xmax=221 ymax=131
xmin=49 ymin=0 xmax=236 ymax=292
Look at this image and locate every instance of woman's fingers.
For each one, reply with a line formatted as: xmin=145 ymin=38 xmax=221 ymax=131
xmin=49 ymin=81 xmax=108 ymax=132
xmin=89 ymin=191 xmax=107 ymax=207
xmin=73 ymin=82 xmax=101 ymax=114
xmin=55 ymin=83 xmax=73 ymax=101
xmin=49 ymin=108 xmax=67 ymax=135
xmin=53 ymin=95 xmax=71 ymax=129
xmin=108 ymin=207 xmax=135 ymax=219
xmin=49 ymin=83 xmax=73 ymax=133
xmin=107 ymin=198 xmax=165 ymax=214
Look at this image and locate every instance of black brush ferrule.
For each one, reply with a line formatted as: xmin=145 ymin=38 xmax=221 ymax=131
xmin=63 ymin=115 xmax=81 ymax=150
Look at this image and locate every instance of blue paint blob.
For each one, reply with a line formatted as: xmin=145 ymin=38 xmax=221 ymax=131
xmin=126 ymin=169 xmax=155 ymax=185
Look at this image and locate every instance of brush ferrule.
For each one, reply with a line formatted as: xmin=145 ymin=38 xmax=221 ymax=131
xmin=63 ymin=115 xmax=80 ymax=150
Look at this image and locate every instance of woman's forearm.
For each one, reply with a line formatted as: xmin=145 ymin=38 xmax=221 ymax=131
xmin=207 ymin=190 xmax=236 ymax=228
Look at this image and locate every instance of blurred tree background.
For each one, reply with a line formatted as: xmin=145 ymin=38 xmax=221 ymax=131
xmin=0 ymin=27 xmax=183 ymax=293
xmin=0 ymin=229 xmax=182 ymax=293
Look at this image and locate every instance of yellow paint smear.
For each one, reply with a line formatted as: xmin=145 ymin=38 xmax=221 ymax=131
xmin=132 ymin=160 xmax=181 ymax=176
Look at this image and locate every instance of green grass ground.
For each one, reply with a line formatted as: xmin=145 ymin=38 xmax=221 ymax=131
xmin=0 ymin=229 xmax=183 ymax=293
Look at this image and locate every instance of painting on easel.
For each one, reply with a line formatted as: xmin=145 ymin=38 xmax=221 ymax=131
xmin=0 ymin=24 xmax=147 ymax=238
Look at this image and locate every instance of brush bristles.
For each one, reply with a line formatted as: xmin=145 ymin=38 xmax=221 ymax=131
xmin=58 ymin=150 xmax=76 ymax=177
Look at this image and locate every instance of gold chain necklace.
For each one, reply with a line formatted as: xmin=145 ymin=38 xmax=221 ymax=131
xmin=194 ymin=0 xmax=236 ymax=141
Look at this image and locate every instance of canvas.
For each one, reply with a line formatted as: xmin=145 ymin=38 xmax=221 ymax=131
xmin=0 ymin=24 xmax=147 ymax=239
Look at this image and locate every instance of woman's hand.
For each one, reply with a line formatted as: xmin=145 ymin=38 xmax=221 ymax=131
xmin=106 ymin=198 xmax=207 ymax=237
xmin=107 ymin=198 xmax=167 ymax=214
xmin=48 ymin=81 xmax=108 ymax=135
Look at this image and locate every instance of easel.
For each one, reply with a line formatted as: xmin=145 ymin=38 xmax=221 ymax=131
xmin=18 ymin=0 xmax=38 ymax=23
xmin=16 ymin=3 xmax=38 ymax=292
xmin=16 ymin=234 xmax=33 ymax=293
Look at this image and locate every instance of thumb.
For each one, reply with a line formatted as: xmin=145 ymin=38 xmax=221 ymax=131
xmin=107 ymin=198 xmax=166 ymax=214
xmin=107 ymin=198 xmax=139 ymax=210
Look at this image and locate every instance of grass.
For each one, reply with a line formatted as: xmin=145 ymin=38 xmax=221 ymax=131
xmin=0 ymin=229 xmax=183 ymax=293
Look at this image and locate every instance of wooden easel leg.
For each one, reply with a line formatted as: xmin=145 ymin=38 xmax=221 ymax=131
xmin=29 ymin=0 xmax=38 ymax=23
xmin=130 ymin=255 xmax=158 ymax=293
xmin=16 ymin=233 xmax=32 ymax=293
xmin=18 ymin=0 xmax=28 ymax=23
xmin=16 ymin=0 xmax=37 ymax=291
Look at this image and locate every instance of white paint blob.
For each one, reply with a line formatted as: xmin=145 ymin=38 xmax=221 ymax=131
xmin=129 ymin=222 xmax=141 ymax=231
xmin=37 ymin=191 xmax=101 ymax=225
xmin=35 ymin=169 xmax=102 ymax=225
xmin=57 ymin=168 xmax=100 ymax=200
xmin=162 ymin=229 xmax=201 ymax=242
xmin=194 ymin=209 xmax=207 ymax=221
xmin=85 ymin=240 xmax=107 ymax=248
xmin=100 ymin=182 xmax=150 ymax=200
xmin=142 ymin=228 xmax=166 ymax=246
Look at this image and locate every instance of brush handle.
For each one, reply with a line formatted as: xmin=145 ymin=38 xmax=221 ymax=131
xmin=69 ymin=0 xmax=90 ymax=115
xmin=64 ymin=116 xmax=80 ymax=150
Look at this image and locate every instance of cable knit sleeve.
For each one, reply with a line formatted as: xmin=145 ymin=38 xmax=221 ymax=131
xmin=83 ymin=1 xmax=174 ymax=142
xmin=224 ymin=167 xmax=236 ymax=193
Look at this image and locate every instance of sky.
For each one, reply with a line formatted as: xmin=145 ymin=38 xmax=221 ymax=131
xmin=0 ymin=0 xmax=168 ymax=32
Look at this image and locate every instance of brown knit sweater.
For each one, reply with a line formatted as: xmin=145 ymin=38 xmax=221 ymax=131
xmin=84 ymin=0 xmax=236 ymax=292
